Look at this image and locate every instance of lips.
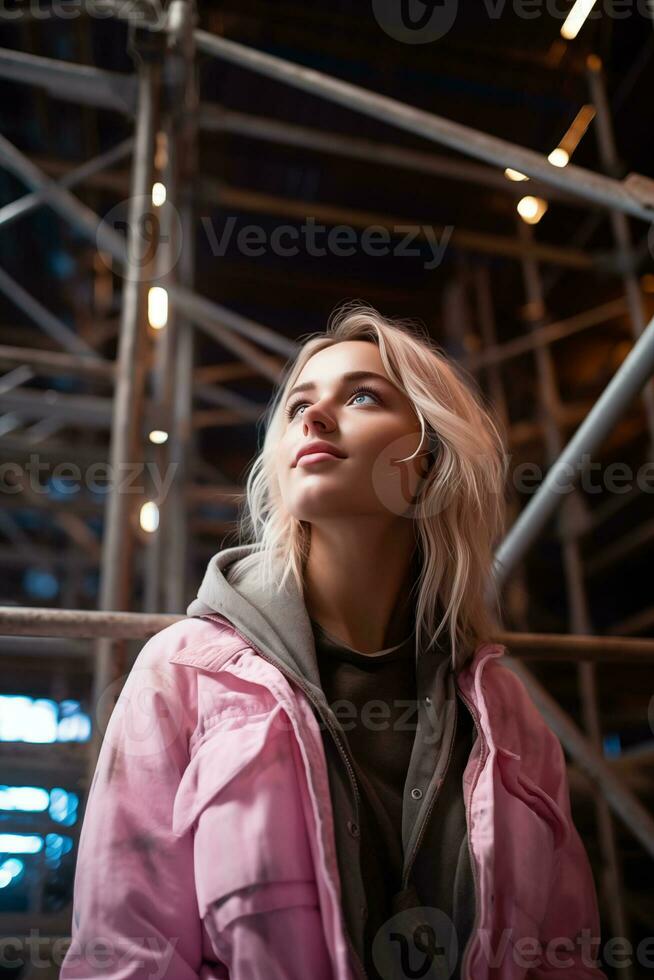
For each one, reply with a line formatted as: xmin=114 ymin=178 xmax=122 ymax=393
xmin=294 ymin=442 xmax=346 ymax=467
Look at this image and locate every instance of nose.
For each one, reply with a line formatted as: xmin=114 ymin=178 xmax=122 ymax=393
xmin=301 ymin=400 xmax=335 ymax=435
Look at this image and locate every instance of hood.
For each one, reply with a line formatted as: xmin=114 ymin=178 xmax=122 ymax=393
xmin=186 ymin=543 xmax=479 ymax=696
xmin=186 ymin=543 xmax=328 ymax=707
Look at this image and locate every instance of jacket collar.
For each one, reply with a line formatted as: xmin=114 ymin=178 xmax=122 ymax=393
xmin=185 ymin=543 xmax=328 ymax=706
xmin=185 ymin=542 xmax=492 ymax=666
xmin=171 ymin=615 xmax=507 ymax=746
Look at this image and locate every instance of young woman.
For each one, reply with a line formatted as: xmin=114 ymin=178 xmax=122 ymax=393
xmin=61 ymin=302 xmax=606 ymax=980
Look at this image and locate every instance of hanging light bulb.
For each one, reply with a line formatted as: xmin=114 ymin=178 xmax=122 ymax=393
xmin=517 ymin=196 xmax=549 ymax=225
xmin=505 ymin=168 xmax=529 ymax=182
xmin=548 ymin=147 xmax=570 ymax=168
xmin=152 ymin=182 xmax=167 ymax=206
xmin=148 ymin=287 xmax=168 ymax=329
xmin=561 ymin=0 xmax=599 ymax=40
xmin=140 ymin=501 xmax=159 ymax=533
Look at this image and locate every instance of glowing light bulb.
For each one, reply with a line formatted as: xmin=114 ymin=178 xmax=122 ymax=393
xmin=505 ymin=168 xmax=529 ymax=182
xmin=152 ymin=182 xmax=167 ymax=206
xmin=517 ymin=196 xmax=548 ymax=225
xmin=561 ymin=0 xmax=598 ymax=40
xmin=148 ymin=287 xmax=168 ymax=329
xmin=140 ymin=501 xmax=159 ymax=533
xmin=548 ymin=147 xmax=569 ymax=168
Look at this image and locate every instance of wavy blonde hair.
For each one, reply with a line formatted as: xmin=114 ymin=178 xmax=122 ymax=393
xmin=235 ymin=300 xmax=509 ymax=671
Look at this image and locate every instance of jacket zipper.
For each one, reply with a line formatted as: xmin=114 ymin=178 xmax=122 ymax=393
xmin=398 ymin=683 xmax=486 ymax=979
xmin=400 ymin=691 xmax=459 ymax=889
xmin=208 ymin=617 xmax=369 ymax=980
xmin=455 ymin=683 xmax=487 ymax=980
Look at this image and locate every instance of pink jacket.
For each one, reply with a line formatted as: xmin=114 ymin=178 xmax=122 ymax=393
xmin=60 ymin=612 xmax=607 ymax=980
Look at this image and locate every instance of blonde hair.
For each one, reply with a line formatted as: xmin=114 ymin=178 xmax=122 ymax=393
xmin=235 ymin=300 xmax=509 ymax=672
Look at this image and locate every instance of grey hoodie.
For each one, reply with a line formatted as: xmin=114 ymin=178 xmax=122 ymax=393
xmin=187 ymin=543 xmax=477 ymax=980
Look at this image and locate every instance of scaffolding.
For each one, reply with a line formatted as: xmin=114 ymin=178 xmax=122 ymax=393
xmin=0 ymin=3 xmax=653 ymax=973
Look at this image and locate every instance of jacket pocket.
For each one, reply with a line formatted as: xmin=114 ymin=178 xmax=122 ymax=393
xmin=493 ymin=746 xmax=567 ymax=936
xmin=205 ymin=881 xmax=330 ymax=980
xmin=172 ymin=699 xmax=319 ymax=920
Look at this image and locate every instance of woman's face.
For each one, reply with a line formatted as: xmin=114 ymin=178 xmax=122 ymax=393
xmin=275 ymin=340 xmax=429 ymax=522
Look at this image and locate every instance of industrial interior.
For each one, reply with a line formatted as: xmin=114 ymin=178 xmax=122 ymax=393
xmin=0 ymin=1 xmax=653 ymax=977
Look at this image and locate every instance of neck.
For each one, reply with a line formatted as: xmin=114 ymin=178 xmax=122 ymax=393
xmin=302 ymin=518 xmax=420 ymax=655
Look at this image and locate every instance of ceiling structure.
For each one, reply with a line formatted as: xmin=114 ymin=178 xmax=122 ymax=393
xmin=0 ymin=0 xmax=653 ymax=964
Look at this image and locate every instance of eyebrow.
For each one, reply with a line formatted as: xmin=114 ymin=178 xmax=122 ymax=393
xmin=285 ymin=370 xmax=395 ymax=404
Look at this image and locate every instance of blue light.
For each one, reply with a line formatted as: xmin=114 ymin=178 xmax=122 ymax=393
xmin=0 ymin=834 xmax=43 ymax=854
xmin=0 ymin=786 xmax=49 ymax=812
xmin=0 ymin=695 xmax=90 ymax=743
xmin=23 ymin=568 xmax=59 ymax=600
xmin=0 ymin=858 xmax=24 ymax=888
xmin=44 ymin=834 xmax=73 ymax=869
xmin=49 ymin=788 xmax=79 ymax=827
xmin=46 ymin=476 xmax=79 ymax=500
xmin=0 ymin=784 xmax=79 ymax=833
xmin=57 ymin=706 xmax=91 ymax=743
xmin=603 ymin=734 xmax=622 ymax=758
xmin=48 ymin=251 xmax=76 ymax=280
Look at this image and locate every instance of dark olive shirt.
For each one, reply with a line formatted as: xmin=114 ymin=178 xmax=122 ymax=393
xmin=311 ymin=617 xmax=477 ymax=980
xmin=312 ymin=618 xmax=416 ymax=977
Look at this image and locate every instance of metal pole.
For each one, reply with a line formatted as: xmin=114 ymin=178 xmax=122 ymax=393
xmin=163 ymin=152 xmax=197 ymax=612
xmin=165 ymin=203 xmax=195 ymax=612
xmin=0 ymin=265 xmax=99 ymax=356
xmin=464 ymin=297 xmax=629 ymax=372
xmin=0 ymin=606 xmax=181 ymax=639
xmin=0 ymin=46 xmax=136 ymax=112
xmin=198 ymin=105 xmax=583 ymax=209
xmin=0 ymin=388 xmax=113 ymax=426
xmin=501 ymin=654 xmax=654 ymax=861
xmin=142 ymin=127 xmax=173 ymax=614
xmin=165 ymin=4 xmax=199 ymax=613
xmin=473 ymin=264 xmax=509 ymax=429
xmin=0 ymin=137 xmax=133 ymax=229
xmin=0 ymin=130 xmax=134 ymax=260
xmin=194 ymin=31 xmax=654 ymax=223
xmin=1 ymin=605 xmax=654 ymax=654
xmin=0 ymin=132 xmax=298 ymax=364
xmin=0 ymin=345 xmax=114 ymax=381
xmin=587 ymin=54 xmax=654 ymax=452
xmin=517 ymin=219 xmax=631 ymax=968
xmin=144 ymin=0 xmax=198 ymax=612
xmin=210 ymin=178 xmax=595 ymax=271
xmin=90 ymin=48 xmax=161 ymax=768
xmin=473 ymin=263 xmax=533 ymax=637
xmin=493 ymin=310 xmax=654 ymax=585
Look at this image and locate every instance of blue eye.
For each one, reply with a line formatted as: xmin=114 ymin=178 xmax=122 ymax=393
xmin=351 ymin=389 xmax=377 ymax=405
xmin=285 ymin=384 xmax=382 ymax=420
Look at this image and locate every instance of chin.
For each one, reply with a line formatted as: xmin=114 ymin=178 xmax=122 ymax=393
xmin=287 ymin=494 xmax=356 ymax=521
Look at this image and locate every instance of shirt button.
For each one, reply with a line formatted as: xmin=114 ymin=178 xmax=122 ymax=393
xmin=411 ymin=787 xmax=423 ymax=800
xmin=347 ymin=819 xmax=360 ymax=838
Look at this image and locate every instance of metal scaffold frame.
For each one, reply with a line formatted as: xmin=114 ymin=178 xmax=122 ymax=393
xmin=0 ymin=0 xmax=653 ymax=955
